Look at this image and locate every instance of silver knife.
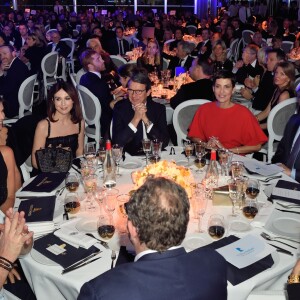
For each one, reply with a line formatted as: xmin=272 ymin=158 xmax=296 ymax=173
xmin=62 ymin=257 xmax=101 ymax=274
xmin=85 ymin=233 xmax=109 ymax=249
xmin=275 ymin=208 xmax=300 ymax=215
xmin=268 ymin=243 xmax=294 ymax=256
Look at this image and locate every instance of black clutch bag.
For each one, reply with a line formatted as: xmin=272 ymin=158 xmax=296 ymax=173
xmin=35 ymin=147 xmax=73 ymax=173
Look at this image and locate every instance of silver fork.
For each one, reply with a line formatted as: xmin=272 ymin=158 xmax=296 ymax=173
xmin=276 ymin=202 xmax=300 ymax=209
xmin=111 ymin=250 xmax=116 ymax=269
xmin=261 ymin=232 xmax=299 ymax=248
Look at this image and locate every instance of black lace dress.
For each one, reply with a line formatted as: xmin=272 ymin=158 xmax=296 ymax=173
xmin=0 ymin=151 xmax=8 ymax=206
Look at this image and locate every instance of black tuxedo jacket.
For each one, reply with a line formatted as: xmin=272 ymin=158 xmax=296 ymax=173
xmin=272 ymin=114 xmax=300 ymax=182
xmin=78 ymin=247 xmax=227 ymax=300
xmin=107 ymin=37 xmax=130 ymax=56
xmin=195 ymin=40 xmax=212 ymax=60
xmin=112 ymin=98 xmax=169 ymax=155
xmin=46 ymin=40 xmax=71 ymax=58
xmin=252 ymin=71 xmax=275 ymax=111
xmin=167 ymin=55 xmax=194 ymax=78
xmin=170 ymin=78 xmax=214 ymax=109
xmin=0 ymin=58 xmax=30 ymax=118
xmin=235 ymin=60 xmax=264 ymax=85
xmin=79 ymin=72 xmax=113 ymax=139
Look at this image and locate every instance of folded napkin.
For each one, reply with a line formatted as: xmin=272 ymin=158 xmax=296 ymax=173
xmin=243 ymin=161 xmax=282 ymax=177
xmin=54 ymin=228 xmax=96 ymax=249
xmin=271 ymin=180 xmax=300 ymax=204
xmin=33 ymin=233 xmax=99 ymax=268
xmin=20 ymin=172 xmax=67 ymax=193
xmin=203 ymin=235 xmax=274 ymax=286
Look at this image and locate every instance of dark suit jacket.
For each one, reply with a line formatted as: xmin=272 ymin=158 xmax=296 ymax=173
xmin=0 ymin=58 xmax=30 ymax=118
xmin=107 ymin=37 xmax=130 ymax=56
xmin=170 ymin=78 xmax=214 ymax=109
xmin=287 ymin=283 xmax=300 ymax=300
xmin=80 ymin=72 xmax=113 ymax=139
xmin=235 ymin=60 xmax=264 ymax=85
xmin=195 ymin=40 xmax=212 ymax=60
xmin=168 ymin=55 xmax=194 ymax=78
xmin=112 ymin=98 xmax=169 ymax=155
xmin=46 ymin=40 xmax=71 ymax=58
xmin=272 ymin=114 xmax=300 ymax=182
xmin=252 ymin=71 xmax=275 ymax=111
xmin=78 ymin=247 xmax=227 ymax=300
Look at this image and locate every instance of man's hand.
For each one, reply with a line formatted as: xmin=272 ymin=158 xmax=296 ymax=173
xmin=234 ymin=60 xmax=244 ymax=69
xmin=277 ymin=163 xmax=291 ymax=177
xmin=6 ymin=266 xmax=21 ymax=284
xmin=240 ymin=88 xmax=253 ymax=100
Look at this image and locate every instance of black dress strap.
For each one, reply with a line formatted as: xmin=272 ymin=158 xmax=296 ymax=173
xmin=46 ymin=119 xmax=51 ymax=138
xmin=78 ymin=121 xmax=81 ymax=134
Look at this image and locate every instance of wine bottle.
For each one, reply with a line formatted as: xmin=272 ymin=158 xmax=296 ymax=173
xmin=103 ymin=140 xmax=116 ymax=188
xmin=204 ymin=150 xmax=219 ymax=199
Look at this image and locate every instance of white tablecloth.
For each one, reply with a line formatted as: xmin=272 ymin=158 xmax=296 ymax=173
xmin=19 ymin=147 xmax=299 ymax=300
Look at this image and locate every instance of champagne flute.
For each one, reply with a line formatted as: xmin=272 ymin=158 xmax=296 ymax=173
xmin=112 ymin=144 xmax=123 ymax=177
xmin=194 ymin=142 xmax=206 ymax=173
xmin=65 ymin=173 xmax=79 ymax=192
xmin=208 ymin=214 xmax=225 ymax=240
xmin=228 ymin=178 xmax=239 ymax=217
xmin=142 ymin=139 xmax=151 ymax=165
xmin=184 ymin=141 xmax=194 ymax=168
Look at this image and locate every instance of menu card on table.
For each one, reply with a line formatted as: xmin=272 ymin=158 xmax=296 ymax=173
xmin=204 ymin=235 xmax=274 ymax=285
xmin=271 ymin=180 xmax=300 ymax=204
xmin=33 ymin=233 xmax=100 ymax=268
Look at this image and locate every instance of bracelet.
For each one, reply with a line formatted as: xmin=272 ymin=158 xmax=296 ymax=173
xmin=288 ymin=274 xmax=300 ymax=284
xmin=0 ymin=257 xmax=14 ymax=272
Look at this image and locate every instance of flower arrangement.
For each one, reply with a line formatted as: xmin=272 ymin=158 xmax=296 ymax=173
xmin=132 ymin=160 xmax=194 ymax=197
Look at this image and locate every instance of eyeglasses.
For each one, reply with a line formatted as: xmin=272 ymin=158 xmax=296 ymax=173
xmin=127 ymin=89 xmax=146 ymax=95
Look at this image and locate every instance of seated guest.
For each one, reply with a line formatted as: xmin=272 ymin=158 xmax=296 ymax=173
xmin=170 ymin=58 xmax=214 ymax=109
xmin=232 ymin=44 xmax=264 ymax=86
xmin=0 ymin=45 xmax=30 ymax=118
xmin=209 ymin=39 xmax=233 ymax=74
xmin=255 ymin=61 xmax=295 ymax=130
xmin=112 ymin=67 xmax=169 ymax=155
xmin=31 ymin=81 xmax=84 ymax=171
xmin=79 ymin=49 xmax=113 ymax=139
xmin=168 ymin=27 xmax=184 ymax=51
xmin=194 ymin=28 xmax=212 ymax=60
xmin=240 ymin=48 xmax=286 ymax=112
xmin=78 ymin=177 xmax=227 ymax=300
xmin=106 ymin=26 xmax=130 ymax=56
xmin=168 ymin=41 xmax=194 ymax=77
xmin=287 ymin=259 xmax=300 ymax=299
xmin=188 ymin=70 xmax=267 ymax=155
xmin=137 ymin=39 xmax=162 ymax=73
xmin=251 ymin=32 xmax=267 ymax=48
xmin=272 ymin=91 xmax=300 ymax=182
xmin=46 ymin=30 xmax=71 ymax=59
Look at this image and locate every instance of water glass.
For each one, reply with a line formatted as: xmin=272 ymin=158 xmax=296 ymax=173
xmin=218 ymin=149 xmax=233 ymax=176
xmin=104 ymin=188 xmax=119 ymax=222
xmin=84 ymin=142 xmax=96 ymax=162
xmin=142 ymin=139 xmax=151 ymax=165
xmin=184 ymin=141 xmax=194 ymax=168
xmin=230 ymin=161 xmax=245 ymax=179
xmin=151 ymin=139 xmax=162 ymax=163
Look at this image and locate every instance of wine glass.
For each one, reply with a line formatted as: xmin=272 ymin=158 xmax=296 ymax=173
xmin=242 ymin=198 xmax=259 ymax=220
xmin=218 ymin=149 xmax=233 ymax=176
xmin=194 ymin=142 xmax=206 ymax=173
xmin=208 ymin=214 xmax=226 ymax=240
xmin=151 ymin=139 xmax=162 ymax=163
xmin=230 ymin=161 xmax=245 ymax=179
xmin=64 ymin=192 xmax=81 ymax=215
xmin=97 ymin=214 xmax=115 ymax=240
xmin=193 ymin=184 xmax=208 ymax=232
xmin=104 ymin=188 xmax=119 ymax=223
xmin=142 ymin=139 xmax=151 ymax=165
xmin=245 ymin=178 xmax=260 ymax=200
xmin=184 ymin=141 xmax=194 ymax=168
xmin=117 ymin=194 xmax=130 ymax=235
xmin=112 ymin=144 xmax=123 ymax=177
xmin=65 ymin=173 xmax=79 ymax=192
xmin=83 ymin=174 xmax=98 ymax=193
xmin=84 ymin=142 xmax=96 ymax=164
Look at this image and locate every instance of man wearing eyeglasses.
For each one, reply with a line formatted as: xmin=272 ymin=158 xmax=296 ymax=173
xmin=112 ymin=67 xmax=169 ymax=155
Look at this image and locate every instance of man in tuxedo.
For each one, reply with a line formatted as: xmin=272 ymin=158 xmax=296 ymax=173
xmin=194 ymin=28 xmax=212 ymax=60
xmin=79 ymin=49 xmax=113 ymax=139
xmin=170 ymin=58 xmax=214 ymax=109
xmin=112 ymin=67 xmax=169 ymax=155
xmin=240 ymin=48 xmax=286 ymax=112
xmin=233 ymin=43 xmax=264 ymax=85
xmin=14 ymin=23 xmax=28 ymax=51
xmin=107 ymin=26 xmax=130 ymax=56
xmin=168 ymin=41 xmax=194 ymax=77
xmin=78 ymin=177 xmax=228 ymax=300
xmin=0 ymin=45 xmax=30 ymax=118
xmin=272 ymin=94 xmax=300 ymax=182
xmin=46 ymin=30 xmax=71 ymax=59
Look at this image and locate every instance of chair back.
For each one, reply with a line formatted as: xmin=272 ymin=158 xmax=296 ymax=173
xmin=267 ymin=97 xmax=297 ymax=162
xmin=18 ymin=74 xmax=37 ymax=118
xmin=41 ymin=52 xmax=58 ymax=78
xmin=72 ymin=29 xmax=79 ymax=38
xmin=281 ymin=41 xmax=294 ymax=54
xmin=173 ymin=99 xmax=210 ymax=145
xmin=186 ymin=25 xmax=197 ymax=35
xmin=61 ymin=38 xmax=75 ymax=60
xmin=228 ymin=38 xmax=240 ymax=62
xmin=164 ymin=39 xmax=175 ymax=46
xmin=242 ymin=30 xmax=254 ymax=47
xmin=110 ymin=55 xmax=127 ymax=68
xmin=77 ymin=85 xmax=102 ymax=146
xmin=76 ymin=68 xmax=86 ymax=85
xmin=163 ymin=58 xmax=169 ymax=70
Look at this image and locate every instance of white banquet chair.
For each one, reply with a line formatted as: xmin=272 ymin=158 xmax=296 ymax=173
xmin=173 ymin=99 xmax=210 ymax=145
xmin=110 ymin=55 xmax=127 ymax=68
xmin=41 ymin=52 xmax=58 ymax=98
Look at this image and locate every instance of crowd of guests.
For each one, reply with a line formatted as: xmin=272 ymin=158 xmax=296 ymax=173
xmin=0 ymin=1 xmax=300 ymax=298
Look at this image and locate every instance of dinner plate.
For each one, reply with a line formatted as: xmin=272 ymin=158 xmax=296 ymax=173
xmin=175 ymin=160 xmax=188 ymax=167
xmin=75 ymin=218 xmax=98 ymax=233
xmin=120 ymin=160 xmax=142 ymax=169
xmin=181 ymin=233 xmax=211 ymax=252
xmin=229 ymin=219 xmax=252 ymax=232
xmin=31 ymin=249 xmax=59 ymax=266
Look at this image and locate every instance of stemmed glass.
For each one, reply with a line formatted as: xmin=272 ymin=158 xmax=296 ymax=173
xmin=103 ymin=188 xmax=119 ymax=224
xmin=228 ymin=178 xmax=240 ymax=217
xmin=112 ymin=144 xmax=123 ymax=177
xmin=208 ymin=214 xmax=226 ymax=240
xmin=98 ymin=140 xmax=106 ymax=178
xmin=65 ymin=173 xmax=79 ymax=192
xmin=84 ymin=142 xmax=96 ymax=163
xmin=230 ymin=161 xmax=245 ymax=179
xmin=193 ymin=184 xmax=208 ymax=232
xmin=142 ymin=139 xmax=151 ymax=165
xmin=184 ymin=141 xmax=194 ymax=168
xmin=245 ymin=178 xmax=260 ymax=200
xmin=97 ymin=214 xmax=115 ymax=240
xmin=151 ymin=139 xmax=162 ymax=163
xmin=194 ymin=142 xmax=206 ymax=173
xmin=218 ymin=149 xmax=233 ymax=176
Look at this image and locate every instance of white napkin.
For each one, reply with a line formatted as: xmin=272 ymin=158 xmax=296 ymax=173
xmin=29 ymin=222 xmax=55 ymax=238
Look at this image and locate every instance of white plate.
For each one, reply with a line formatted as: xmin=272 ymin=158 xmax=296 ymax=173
xmin=176 ymin=160 xmax=188 ymax=167
xmin=181 ymin=233 xmax=211 ymax=252
xmin=120 ymin=160 xmax=142 ymax=169
xmin=229 ymin=219 xmax=252 ymax=232
xmin=30 ymin=249 xmax=59 ymax=266
xmin=272 ymin=217 xmax=300 ymax=238
xmin=75 ymin=218 xmax=98 ymax=232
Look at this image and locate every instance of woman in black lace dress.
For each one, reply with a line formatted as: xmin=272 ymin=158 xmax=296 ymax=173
xmin=31 ymin=81 xmax=84 ymax=171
